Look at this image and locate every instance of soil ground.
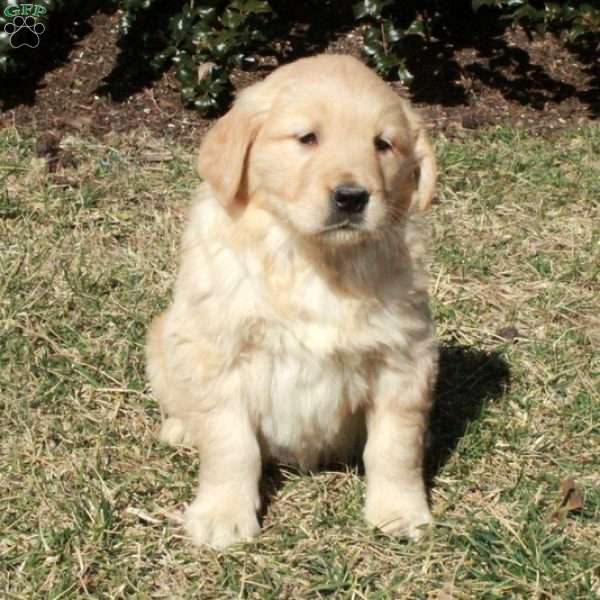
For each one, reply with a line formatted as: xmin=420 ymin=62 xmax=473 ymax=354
xmin=0 ymin=7 xmax=598 ymax=149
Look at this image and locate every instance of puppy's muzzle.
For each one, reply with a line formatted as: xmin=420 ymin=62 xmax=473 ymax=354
xmin=328 ymin=185 xmax=369 ymax=228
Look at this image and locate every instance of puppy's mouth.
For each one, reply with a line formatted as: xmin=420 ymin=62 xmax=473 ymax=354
xmin=318 ymin=219 xmax=364 ymax=234
xmin=315 ymin=218 xmax=371 ymax=245
xmin=319 ymin=208 xmax=366 ymax=234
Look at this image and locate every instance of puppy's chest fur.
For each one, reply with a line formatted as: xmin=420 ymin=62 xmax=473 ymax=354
xmin=175 ymin=191 xmax=432 ymax=466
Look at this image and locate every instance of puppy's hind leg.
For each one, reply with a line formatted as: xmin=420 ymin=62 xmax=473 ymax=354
xmin=146 ymin=312 xmax=170 ymax=405
xmin=146 ymin=313 xmax=196 ymax=447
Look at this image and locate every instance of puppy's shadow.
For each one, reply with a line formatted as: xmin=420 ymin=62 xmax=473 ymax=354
xmin=259 ymin=342 xmax=510 ymax=518
xmin=426 ymin=343 xmax=510 ymax=485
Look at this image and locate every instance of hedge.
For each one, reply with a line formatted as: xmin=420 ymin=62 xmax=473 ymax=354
xmin=1 ymin=0 xmax=598 ymax=114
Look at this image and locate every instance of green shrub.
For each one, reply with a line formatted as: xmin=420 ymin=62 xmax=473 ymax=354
xmin=119 ymin=0 xmax=280 ymax=113
xmin=1 ymin=0 xmax=598 ymax=114
xmin=474 ymin=0 xmax=600 ymax=41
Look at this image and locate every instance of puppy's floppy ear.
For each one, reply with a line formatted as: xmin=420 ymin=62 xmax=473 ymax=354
xmin=197 ymin=88 xmax=267 ymax=208
xmin=404 ymin=105 xmax=437 ymax=212
xmin=413 ymin=128 xmax=437 ymax=211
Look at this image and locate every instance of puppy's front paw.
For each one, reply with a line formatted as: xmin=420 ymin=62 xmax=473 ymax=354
xmin=365 ymin=488 xmax=432 ymax=540
xmin=184 ymin=494 xmax=260 ymax=549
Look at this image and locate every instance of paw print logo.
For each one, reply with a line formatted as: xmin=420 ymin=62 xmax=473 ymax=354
xmin=4 ymin=15 xmax=45 ymax=49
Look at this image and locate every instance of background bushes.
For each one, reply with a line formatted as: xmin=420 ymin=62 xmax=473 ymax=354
xmin=1 ymin=0 xmax=598 ymax=114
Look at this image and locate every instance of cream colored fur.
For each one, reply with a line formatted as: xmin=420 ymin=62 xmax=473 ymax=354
xmin=146 ymin=54 xmax=438 ymax=549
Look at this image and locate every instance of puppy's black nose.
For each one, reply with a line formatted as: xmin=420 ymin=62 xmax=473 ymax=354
xmin=332 ymin=185 xmax=369 ymax=214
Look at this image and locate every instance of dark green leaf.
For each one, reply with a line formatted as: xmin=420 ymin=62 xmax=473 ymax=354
xmin=405 ymin=18 xmax=426 ymax=36
xmin=397 ymin=64 xmax=414 ymax=83
xmin=472 ymin=0 xmax=499 ymax=11
xmin=382 ymin=21 xmax=402 ymax=43
xmin=242 ymin=0 xmax=272 ymax=14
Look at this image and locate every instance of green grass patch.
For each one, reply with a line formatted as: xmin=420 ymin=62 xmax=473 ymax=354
xmin=1 ymin=126 xmax=599 ymax=598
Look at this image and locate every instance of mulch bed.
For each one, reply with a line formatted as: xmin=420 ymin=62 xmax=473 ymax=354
xmin=1 ymin=7 xmax=598 ymax=149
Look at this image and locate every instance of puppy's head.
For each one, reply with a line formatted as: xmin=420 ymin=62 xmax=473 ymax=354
xmin=198 ymin=55 xmax=436 ymax=246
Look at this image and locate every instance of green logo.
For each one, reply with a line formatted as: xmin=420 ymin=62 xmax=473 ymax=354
xmin=4 ymin=4 xmax=47 ymax=18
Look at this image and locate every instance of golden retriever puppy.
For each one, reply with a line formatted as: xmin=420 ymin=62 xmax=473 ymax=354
xmin=146 ymin=54 xmax=438 ymax=549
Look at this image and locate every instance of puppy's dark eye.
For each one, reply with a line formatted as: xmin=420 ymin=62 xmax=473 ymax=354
xmin=298 ymin=132 xmax=318 ymax=145
xmin=374 ymin=136 xmax=393 ymax=152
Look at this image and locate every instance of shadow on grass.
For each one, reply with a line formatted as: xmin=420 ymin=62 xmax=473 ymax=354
xmin=426 ymin=343 xmax=511 ymax=486
xmin=258 ymin=341 xmax=510 ymax=520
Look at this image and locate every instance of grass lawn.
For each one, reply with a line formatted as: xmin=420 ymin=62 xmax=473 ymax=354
xmin=1 ymin=125 xmax=599 ymax=599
